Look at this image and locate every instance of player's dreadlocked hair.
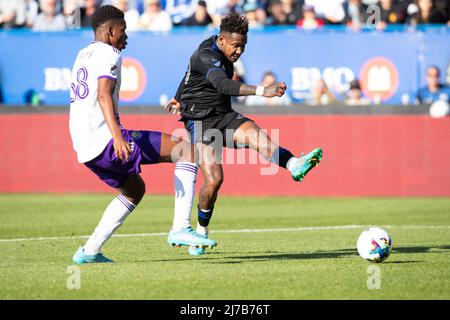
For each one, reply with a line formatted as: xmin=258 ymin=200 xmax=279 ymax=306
xmin=91 ymin=5 xmax=124 ymax=31
xmin=219 ymin=12 xmax=249 ymax=36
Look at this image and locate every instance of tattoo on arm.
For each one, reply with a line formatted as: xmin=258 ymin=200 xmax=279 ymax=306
xmin=239 ymin=84 xmax=257 ymax=96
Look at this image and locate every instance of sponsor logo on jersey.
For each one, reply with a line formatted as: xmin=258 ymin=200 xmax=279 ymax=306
xmin=212 ymin=58 xmax=221 ymax=67
xmin=110 ymin=64 xmax=118 ymax=76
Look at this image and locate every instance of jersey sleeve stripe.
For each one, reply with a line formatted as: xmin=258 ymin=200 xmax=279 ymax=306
xmin=98 ymin=75 xmax=117 ymax=81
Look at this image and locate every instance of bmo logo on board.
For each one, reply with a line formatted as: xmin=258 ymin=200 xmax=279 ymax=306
xmin=360 ymin=57 xmax=399 ymax=102
xmin=120 ymin=57 xmax=147 ymax=102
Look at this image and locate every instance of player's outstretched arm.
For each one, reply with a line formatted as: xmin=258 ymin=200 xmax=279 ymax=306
xmin=97 ymin=78 xmax=131 ymax=161
xmin=239 ymin=82 xmax=287 ymax=98
xmin=163 ymin=81 xmax=287 ymax=115
xmin=207 ymin=68 xmax=287 ymax=98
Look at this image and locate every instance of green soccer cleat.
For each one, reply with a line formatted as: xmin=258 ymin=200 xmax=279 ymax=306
xmin=72 ymin=247 xmax=114 ymax=264
xmin=290 ymin=148 xmax=323 ymax=182
xmin=168 ymin=226 xmax=217 ymax=248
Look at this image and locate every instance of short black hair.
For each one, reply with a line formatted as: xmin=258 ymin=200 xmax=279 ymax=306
xmin=220 ymin=13 xmax=249 ymax=36
xmin=91 ymin=5 xmax=124 ymax=31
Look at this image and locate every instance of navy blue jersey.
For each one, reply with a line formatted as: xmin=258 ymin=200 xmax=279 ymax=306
xmin=175 ymin=36 xmax=240 ymax=119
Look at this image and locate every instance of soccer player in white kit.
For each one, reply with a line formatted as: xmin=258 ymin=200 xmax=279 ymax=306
xmin=69 ymin=5 xmax=216 ymax=264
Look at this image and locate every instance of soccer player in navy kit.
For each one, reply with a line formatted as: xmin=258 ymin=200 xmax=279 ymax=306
xmin=165 ymin=13 xmax=323 ymax=255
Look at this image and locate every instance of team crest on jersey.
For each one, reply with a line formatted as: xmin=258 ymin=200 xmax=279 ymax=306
xmin=131 ymin=131 xmax=142 ymax=140
xmin=211 ymin=58 xmax=221 ymax=67
xmin=110 ymin=64 xmax=118 ymax=76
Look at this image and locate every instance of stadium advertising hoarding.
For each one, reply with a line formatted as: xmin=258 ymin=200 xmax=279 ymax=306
xmin=0 ymin=28 xmax=448 ymax=106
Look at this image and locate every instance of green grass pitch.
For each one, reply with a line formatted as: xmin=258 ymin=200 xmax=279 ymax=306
xmin=0 ymin=194 xmax=449 ymax=299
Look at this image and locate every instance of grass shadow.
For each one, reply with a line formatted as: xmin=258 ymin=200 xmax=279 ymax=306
xmin=224 ymin=245 xmax=450 ymax=264
xmin=224 ymin=249 xmax=358 ymax=263
xmin=383 ymin=261 xmax=425 ymax=264
xmin=130 ymin=245 xmax=449 ymax=264
xmin=393 ymin=245 xmax=450 ymax=254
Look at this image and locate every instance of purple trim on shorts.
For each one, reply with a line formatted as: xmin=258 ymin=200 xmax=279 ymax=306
xmin=117 ymin=194 xmax=136 ymax=212
xmin=98 ymin=75 xmax=117 ymax=81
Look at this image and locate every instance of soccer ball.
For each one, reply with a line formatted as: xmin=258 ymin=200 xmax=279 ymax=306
xmin=357 ymin=227 xmax=393 ymax=263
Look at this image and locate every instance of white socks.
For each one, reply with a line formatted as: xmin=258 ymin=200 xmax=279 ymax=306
xmin=286 ymin=156 xmax=298 ymax=173
xmin=196 ymin=222 xmax=208 ymax=236
xmin=83 ymin=194 xmax=136 ymax=255
xmin=172 ymin=162 xmax=198 ymax=232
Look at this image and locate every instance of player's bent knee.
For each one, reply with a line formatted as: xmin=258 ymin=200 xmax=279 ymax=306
xmin=136 ymin=181 xmax=146 ymax=201
xmin=130 ymin=189 xmax=145 ymax=205
xmin=120 ymin=177 xmax=146 ymax=205
xmin=138 ymin=182 xmax=146 ymax=198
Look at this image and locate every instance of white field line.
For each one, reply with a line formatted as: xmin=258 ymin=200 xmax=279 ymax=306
xmin=0 ymin=225 xmax=448 ymax=243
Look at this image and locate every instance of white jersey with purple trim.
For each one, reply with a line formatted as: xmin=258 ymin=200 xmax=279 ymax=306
xmin=69 ymin=41 xmax=122 ymax=163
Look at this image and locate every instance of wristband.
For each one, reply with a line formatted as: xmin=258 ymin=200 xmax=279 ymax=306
xmin=256 ymin=86 xmax=265 ymax=96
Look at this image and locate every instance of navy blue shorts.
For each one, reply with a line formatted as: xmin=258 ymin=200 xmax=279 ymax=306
xmin=184 ymin=111 xmax=253 ymax=147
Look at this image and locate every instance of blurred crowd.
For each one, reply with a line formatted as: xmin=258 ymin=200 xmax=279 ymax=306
xmin=245 ymin=65 xmax=450 ymax=108
xmin=1 ymin=0 xmax=449 ymax=112
xmin=0 ymin=0 xmax=449 ymax=31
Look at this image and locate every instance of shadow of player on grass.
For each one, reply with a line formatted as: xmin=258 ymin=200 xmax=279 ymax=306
xmin=145 ymin=245 xmax=450 ymax=264
xmin=216 ymin=245 xmax=450 ymax=264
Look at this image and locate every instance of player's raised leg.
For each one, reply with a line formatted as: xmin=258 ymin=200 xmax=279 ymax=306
xmin=73 ymin=174 xmax=145 ymax=264
xmin=233 ymin=121 xmax=323 ymax=182
xmin=158 ymin=133 xmax=217 ymax=249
